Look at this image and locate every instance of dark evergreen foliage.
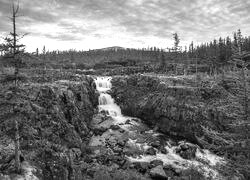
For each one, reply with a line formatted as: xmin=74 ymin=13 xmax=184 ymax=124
xmin=19 ymin=29 xmax=250 ymax=71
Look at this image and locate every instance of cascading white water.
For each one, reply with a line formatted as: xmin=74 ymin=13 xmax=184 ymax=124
xmin=92 ymin=77 xmax=225 ymax=179
xmin=99 ymin=93 xmax=113 ymax=105
xmin=95 ymin=76 xmax=112 ymax=92
xmin=95 ymin=77 xmax=122 ymax=117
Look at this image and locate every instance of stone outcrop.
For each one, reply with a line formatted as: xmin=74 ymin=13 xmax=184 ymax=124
xmin=0 ymin=75 xmax=98 ymax=179
xmin=111 ymin=74 xmax=238 ymax=148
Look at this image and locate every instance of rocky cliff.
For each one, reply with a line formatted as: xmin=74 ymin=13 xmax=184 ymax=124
xmin=0 ymin=75 xmax=98 ymax=179
xmin=111 ymin=74 xmax=245 ymax=148
xmin=111 ymin=74 xmax=250 ymax=178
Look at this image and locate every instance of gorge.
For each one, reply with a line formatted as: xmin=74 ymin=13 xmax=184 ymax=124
xmin=89 ymin=76 xmax=227 ymax=179
xmin=0 ymin=73 xmax=248 ymax=180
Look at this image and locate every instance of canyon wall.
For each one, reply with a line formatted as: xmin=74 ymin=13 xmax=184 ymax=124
xmin=111 ymin=74 xmax=241 ymax=148
xmin=0 ymin=75 xmax=98 ymax=179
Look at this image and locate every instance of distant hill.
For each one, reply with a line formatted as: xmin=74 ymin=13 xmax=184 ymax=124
xmin=91 ymin=46 xmax=126 ymax=52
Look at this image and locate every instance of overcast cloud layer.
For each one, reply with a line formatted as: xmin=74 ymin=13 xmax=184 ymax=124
xmin=0 ymin=0 xmax=250 ymax=52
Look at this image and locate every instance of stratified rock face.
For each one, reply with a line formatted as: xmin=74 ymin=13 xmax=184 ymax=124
xmin=111 ymin=74 xmax=235 ymax=147
xmin=0 ymin=75 xmax=98 ymax=179
xmin=24 ymin=76 xmax=98 ymax=146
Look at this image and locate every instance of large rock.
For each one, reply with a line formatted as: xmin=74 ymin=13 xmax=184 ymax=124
xmin=133 ymin=161 xmax=150 ymax=173
xmin=146 ymin=147 xmax=156 ymax=155
xmin=175 ymin=142 xmax=197 ymax=160
xmin=150 ymin=165 xmax=168 ymax=180
xmin=90 ymin=114 xmax=114 ymax=135
xmin=150 ymin=160 xmax=164 ymax=168
xmin=123 ymin=140 xmax=144 ymax=157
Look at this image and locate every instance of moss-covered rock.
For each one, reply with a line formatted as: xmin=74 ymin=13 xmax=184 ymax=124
xmin=0 ymin=75 xmax=98 ymax=179
xmin=111 ymin=74 xmax=243 ymax=148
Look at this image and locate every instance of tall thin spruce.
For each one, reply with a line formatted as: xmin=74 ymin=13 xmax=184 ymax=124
xmin=232 ymin=29 xmax=249 ymax=122
xmin=0 ymin=3 xmax=24 ymax=173
xmin=12 ymin=2 xmax=21 ymax=173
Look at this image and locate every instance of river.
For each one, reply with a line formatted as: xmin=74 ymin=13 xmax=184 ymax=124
xmin=90 ymin=76 xmax=226 ymax=179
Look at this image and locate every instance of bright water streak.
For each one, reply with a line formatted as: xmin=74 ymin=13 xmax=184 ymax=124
xmin=94 ymin=76 xmax=225 ymax=179
xmin=95 ymin=76 xmax=112 ymax=92
xmin=95 ymin=77 xmax=124 ymax=120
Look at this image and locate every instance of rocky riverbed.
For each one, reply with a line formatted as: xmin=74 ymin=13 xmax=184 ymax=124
xmin=0 ymin=74 xmax=248 ymax=179
xmin=88 ymin=76 xmax=229 ymax=180
xmin=110 ymin=74 xmax=250 ymax=179
xmin=89 ymin=113 xmax=227 ymax=180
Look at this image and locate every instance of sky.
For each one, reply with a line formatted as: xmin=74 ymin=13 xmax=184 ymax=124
xmin=0 ymin=0 xmax=250 ymax=52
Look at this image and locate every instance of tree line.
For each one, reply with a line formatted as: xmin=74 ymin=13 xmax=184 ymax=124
xmin=189 ymin=29 xmax=250 ymax=67
xmin=7 ymin=29 xmax=246 ymax=70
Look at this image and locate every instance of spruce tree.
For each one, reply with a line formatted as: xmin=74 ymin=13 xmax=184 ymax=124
xmin=36 ymin=48 xmax=39 ymax=57
xmin=231 ymin=29 xmax=250 ymax=122
xmin=0 ymin=2 xmax=27 ymax=173
xmin=173 ymin=32 xmax=181 ymax=54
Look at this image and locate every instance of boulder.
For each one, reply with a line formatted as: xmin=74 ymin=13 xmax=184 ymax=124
xmin=119 ymin=128 xmax=125 ymax=133
xmin=150 ymin=165 xmax=168 ymax=180
xmin=146 ymin=147 xmax=156 ymax=155
xmin=176 ymin=142 xmax=197 ymax=160
xmin=123 ymin=140 xmax=144 ymax=156
xmin=110 ymin=125 xmax=120 ymax=130
xmin=150 ymin=160 xmax=164 ymax=168
xmin=150 ymin=141 xmax=161 ymax=148
xmin=163 ymin=165 xmax=179 ymax=177
xmin=125 ymin=119 xmax=131 ymax=124
xmin=93 ymin=126 xmax=108 ymax=135
xmin=133 ymin=162 xmax=150 ymax=173
xmin=160 ymin=147 xmax=168 ymax=154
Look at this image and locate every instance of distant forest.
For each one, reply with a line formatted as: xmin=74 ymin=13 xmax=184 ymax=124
xmin=1 ymin=29 xmax=250 ymax=71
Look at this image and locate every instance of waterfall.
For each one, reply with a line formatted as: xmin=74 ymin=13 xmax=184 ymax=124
xmin=94 ymin=77 xmax=122 ymax=118
xmin=92 ymin=77 xmax=225 ymax=179
xmin=95 ymin=76 xmax=112 ymax=92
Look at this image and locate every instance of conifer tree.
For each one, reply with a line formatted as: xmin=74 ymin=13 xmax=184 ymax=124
xmin=159 ymin=50 xmax=166 ymax=72
xmin=42 ymin=45 xmax=46 ymax=61
xmin=189 ymin=41 xmax=194 ymax=58
xmin=36 ymin=48 xmax=39 ymax=57
xmin=218 ymin=37 xmax=227 ymax=65
xmin=231 ymin=29 xmax=249 ymax=122
xmin=173 ymin=32 xmax=181 ymax=53
xmin=0 ymin=2 xmax=27 ymax=173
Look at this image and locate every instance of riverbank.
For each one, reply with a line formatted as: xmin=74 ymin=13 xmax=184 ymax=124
xmin=111 ymin=73 xmax=250 ymax=179
xmin=87 ymin=76 xmax=232 ymax=180
xmin=0 ymin=71 xmax=249 ymax=179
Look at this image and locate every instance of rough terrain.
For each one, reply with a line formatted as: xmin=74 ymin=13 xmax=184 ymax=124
xmin=111 ymin=73 xmax=250 ymax=179
xmin=0 ymin=75 xmax=98 ymax=179
xmin=0 ymin=72 xmax=249 ymax=180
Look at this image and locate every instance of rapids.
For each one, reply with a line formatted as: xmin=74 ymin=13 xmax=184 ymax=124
xmin=93 ymin=76 xmax=226 ymax=179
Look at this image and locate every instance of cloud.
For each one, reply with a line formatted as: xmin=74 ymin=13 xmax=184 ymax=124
xmin=0 ymin=0 xmax=250 ymax=51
